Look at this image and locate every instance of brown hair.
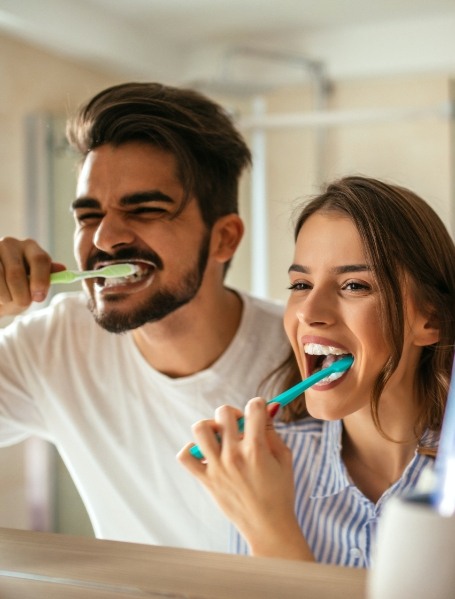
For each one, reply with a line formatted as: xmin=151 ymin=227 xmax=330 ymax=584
xmin=274 ymin=176 xmax=455 ymax=452
xmin=66 ymin=82 xmax=251 ymax=229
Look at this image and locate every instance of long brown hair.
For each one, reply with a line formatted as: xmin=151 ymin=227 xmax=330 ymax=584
xmin=269 ymin=176 xmax=455 ymax=450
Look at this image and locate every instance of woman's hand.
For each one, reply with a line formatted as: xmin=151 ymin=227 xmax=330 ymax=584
xmin=177 ymin=398 xmax=314 ymax=561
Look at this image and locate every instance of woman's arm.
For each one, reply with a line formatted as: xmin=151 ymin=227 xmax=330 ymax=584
xmin=177 ymin=397 xmax=315 ymax=561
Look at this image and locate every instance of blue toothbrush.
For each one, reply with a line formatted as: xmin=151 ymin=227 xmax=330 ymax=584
xmin=189 ymin=354 xmax=354 ymax=459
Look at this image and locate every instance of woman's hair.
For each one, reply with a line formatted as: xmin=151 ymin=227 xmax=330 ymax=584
xmin=270 ymin=176 xmax=455 ymax=452
xmin=66 ymin=82 xmax=252 ymax=229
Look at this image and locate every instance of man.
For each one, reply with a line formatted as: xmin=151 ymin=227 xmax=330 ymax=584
xmin=0 ymin=83 xmax=290 ymax=551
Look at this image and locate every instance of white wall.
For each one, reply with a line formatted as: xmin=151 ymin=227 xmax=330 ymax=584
xmin=225 ymin=73 xmax=454 ymax=301
xmin=0 ymin=31 xmax=121 ymax=532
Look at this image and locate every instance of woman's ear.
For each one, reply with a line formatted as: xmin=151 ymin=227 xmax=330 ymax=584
xmin=210 ymin=214 xmax=244 ymax=264
xmin=413 ymin=309 xmax=440 ymax=347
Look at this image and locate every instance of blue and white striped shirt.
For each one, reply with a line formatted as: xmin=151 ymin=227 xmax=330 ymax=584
xmin=231 ymin=418 xmax=436 ymax=567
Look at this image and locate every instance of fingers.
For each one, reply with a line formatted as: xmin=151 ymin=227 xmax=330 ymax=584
xmin=180 ymin=400 xmax=282 ymax=465
xmin=176 ymin=441 xmax=208 ymax=476
xmin=177 ymin=405 xmax=244 ymax=471
xmin=0 ymin=238 xmax=54 ymax=315
xmin=213 ymin=404 xmax=244 ymax=455
xmin=243 ymin=399 xmax=290 ymax=463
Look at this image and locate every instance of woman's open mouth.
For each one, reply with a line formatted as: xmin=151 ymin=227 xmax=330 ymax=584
xmin=304 ymin=342 xmax=353 ymax=384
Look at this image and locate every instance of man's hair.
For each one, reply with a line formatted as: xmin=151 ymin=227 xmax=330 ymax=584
xmin=66 ymin=82 xmax=252 ymax=227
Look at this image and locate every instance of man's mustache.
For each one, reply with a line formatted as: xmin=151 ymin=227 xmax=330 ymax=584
xmin=86 ymin=248 xmax=163 ymax=271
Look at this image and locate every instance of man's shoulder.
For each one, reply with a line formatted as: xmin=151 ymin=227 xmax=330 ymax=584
xmin=238 ymin=290 xmax=285 ymax=320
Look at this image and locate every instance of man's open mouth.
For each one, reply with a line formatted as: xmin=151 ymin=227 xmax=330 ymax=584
xmin=95 ymin=261 xmax=157 ymax=288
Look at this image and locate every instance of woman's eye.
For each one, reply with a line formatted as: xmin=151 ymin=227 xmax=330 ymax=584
xmin=288 ymin=281 xmax=312 ymax=291
xmin=342 ymin=280 xmax=371 ymax=292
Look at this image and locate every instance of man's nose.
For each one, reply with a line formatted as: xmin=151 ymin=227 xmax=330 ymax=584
xmin=93 ymin=214 xmax=136 ymax=252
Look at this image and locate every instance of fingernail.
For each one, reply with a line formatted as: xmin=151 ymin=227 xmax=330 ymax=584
xmin=32 ymin=291 xmax=46 ymax=302
xmin=269 ymin=403 xmax=280 ymax=418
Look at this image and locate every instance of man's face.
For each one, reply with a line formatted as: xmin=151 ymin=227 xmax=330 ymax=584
xmin=72 ymin=142 xmax=211 ymax=332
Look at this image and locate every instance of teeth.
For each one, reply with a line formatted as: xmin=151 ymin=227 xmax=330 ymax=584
xmin=102 ymin=268 xmax=148 ymax=288
xmin=304 ymin=343 xmax=348 ymax=356
xmin=319 ymin=371 xmax=345 ymax=384
xmin=304 ymin=343 xmax=351 ymax=383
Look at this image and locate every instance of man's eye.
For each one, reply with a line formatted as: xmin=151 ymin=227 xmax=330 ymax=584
xmin=132 ymin=207 xmax=167 ymax=215
xmin=75 ymin=212 xmax=102 ymax=223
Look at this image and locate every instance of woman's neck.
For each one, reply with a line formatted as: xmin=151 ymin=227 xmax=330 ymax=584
xmin=341 ymin=403 xmax=420 ymax=503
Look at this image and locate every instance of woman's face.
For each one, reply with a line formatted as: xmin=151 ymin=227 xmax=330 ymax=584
xmin=284 ymin=210 xmax=426 ymax=421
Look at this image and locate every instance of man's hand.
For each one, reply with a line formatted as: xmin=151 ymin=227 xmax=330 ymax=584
xmin=0 ymin=237 xmax=65 ymax=317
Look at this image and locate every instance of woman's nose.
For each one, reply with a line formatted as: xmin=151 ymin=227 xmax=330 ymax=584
xmin=93 ymin=214 xmax=136 ymax=252
xmin=296 ymin=288 xmax=335 ymax=327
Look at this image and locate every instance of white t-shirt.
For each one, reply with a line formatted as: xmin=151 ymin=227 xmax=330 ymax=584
xmin=0 ymin=290 xmax=288 ymax=551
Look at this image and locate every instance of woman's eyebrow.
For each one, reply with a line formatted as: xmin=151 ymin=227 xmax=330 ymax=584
xmin=288 ymin=263 xmax=371 ymax=274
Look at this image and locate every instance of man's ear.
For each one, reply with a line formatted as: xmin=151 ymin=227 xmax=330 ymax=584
xmin=210 ymin=214 xmax=244 ymax=264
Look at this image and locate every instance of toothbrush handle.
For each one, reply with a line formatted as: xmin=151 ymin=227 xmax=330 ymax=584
xmin=50 ymin=271 xmax=81 ymax=284
xmin=189 ymin=371 xmax=325 ymax=459
xmin=234 ymin=370 xmax=325 ymax=434
xmin=189 ymin=355 xmax=354 ymax=460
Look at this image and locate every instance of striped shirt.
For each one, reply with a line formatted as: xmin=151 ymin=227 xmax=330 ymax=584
xmin=231 ymin=418 xmax=436 ymax=567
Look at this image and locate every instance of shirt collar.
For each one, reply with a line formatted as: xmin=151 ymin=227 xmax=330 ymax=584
xmin=311 ymin=420 xmax=351 ymax=499
xmin=309 ymin=421 xmax=439 ymax=501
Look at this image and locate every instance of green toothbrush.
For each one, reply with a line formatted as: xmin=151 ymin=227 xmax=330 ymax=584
xmin=50 ymin=263 xmax=139 ymax=284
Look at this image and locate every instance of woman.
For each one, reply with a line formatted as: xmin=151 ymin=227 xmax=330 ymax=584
xmin=178 ymin=176 xmax=455 ymax=567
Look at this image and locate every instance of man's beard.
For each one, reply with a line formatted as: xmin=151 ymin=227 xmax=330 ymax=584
xmin=87 ymin=233 xmax=211 ymax=333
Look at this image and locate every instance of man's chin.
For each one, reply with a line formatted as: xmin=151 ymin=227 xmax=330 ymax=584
xmin=86 ymin=293 xmax=194 ymax=333
xmin=87 ymin=298 xmax=146 ymax=333
xmin=92 ymin=310 xmax=143 ymax=334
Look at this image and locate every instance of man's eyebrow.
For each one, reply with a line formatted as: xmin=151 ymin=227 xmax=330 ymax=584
xmin=288 ymin=263 xmax=371 ymax=274
xmin=71 ymin=191 xmax=175 ymax=211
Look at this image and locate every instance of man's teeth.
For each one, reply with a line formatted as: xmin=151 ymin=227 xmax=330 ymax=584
xmin=103 ymin=269 xmax=147 ymax=287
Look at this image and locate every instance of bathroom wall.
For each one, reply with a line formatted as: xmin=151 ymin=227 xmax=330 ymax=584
xmin=0 ymin=31 xmax=121 ymax=533
xmin=226 ymin=73 xmax=454 ymax=301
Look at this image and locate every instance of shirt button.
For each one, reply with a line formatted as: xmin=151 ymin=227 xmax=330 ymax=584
xmin=349 ymin=548 xmax=362 ymax=560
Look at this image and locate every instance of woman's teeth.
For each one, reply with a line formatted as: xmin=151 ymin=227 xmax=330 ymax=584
xmin=304 ymin=343 xmax=347 ymax=356
xmin=320 ymin=370 xmax=345 ymax=384
xmin=304 ymin=343 xmax=352 ymax=383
